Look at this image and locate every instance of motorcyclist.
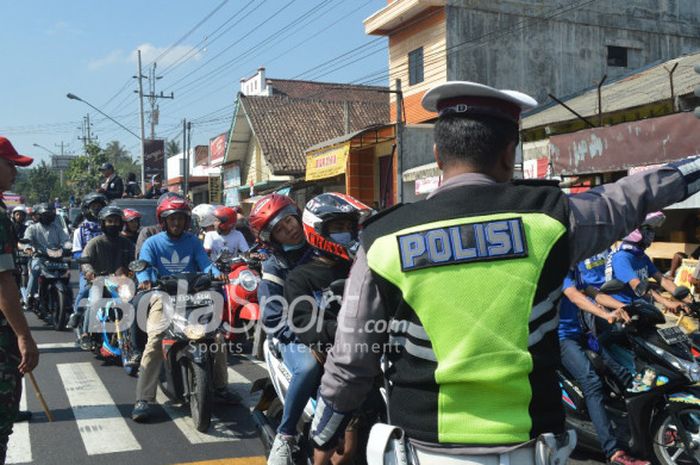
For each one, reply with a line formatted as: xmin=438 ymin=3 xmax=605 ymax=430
xmin=121 ymin=208 xmax=142 ymax=245
xmin=250 ymin=193 xmax=315 ymax=464
xmin=192 ymin=203 xmax=217 ymax=242
xmin=131 ymin=196 xmax=239 ymax=422
xmin=134 ymin=192 xmax=181 ymax=259
xmin=607 ymin=212 xmax=687 ymax=312
xmin=22 ymin=203 xmax=70 ymax=310
xmin=143 ymin=174 xmax=168 ymax=199
xmin=11 ymin=205 xmax=28 ymax=240
xmin=559 ymin=263 xmax=650 ymax=465
xmin=311 ymin=80 xmax=700 ymax=465
xmin=69 ymin=193 xmax=108 ymax=332
xmin=267 ymin=193 xmax=372 ymax=465
xmin=75 ymin=207 xmax=135 ymax=347
xmin=203 ymin=206 xmax=249 ymax=258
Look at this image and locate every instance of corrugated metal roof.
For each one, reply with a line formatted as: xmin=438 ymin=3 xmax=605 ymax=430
xmin=522 ymin=50 xmax=700 ymax=130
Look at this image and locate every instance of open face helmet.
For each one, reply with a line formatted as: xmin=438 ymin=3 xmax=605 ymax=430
xmin=302 ymin=192 xmax=373 ymax=262
xmin=35 ymin=203 xmax=57 ymax=226
xmin=213 ymin=206 xmax=237 ymax=233
xmin=192 ymin=203 xmax=217 ymax=229
xmin=249 ymin=193 xmax=301 ymax=244
xmin=156 ymin=196 xmax=191 ymax=228
xmin=123 ymin=208 xmax=142 ymax=224
xmin=81 ymin=192 xmax=108 ymax=221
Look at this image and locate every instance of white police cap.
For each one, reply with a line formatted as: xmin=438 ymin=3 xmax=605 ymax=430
xmin=422 ymin=81 xmax=538 ymax=122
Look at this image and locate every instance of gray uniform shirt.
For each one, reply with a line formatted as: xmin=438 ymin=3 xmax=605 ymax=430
xmin=318 ymin=165 xmax=691 ymax=452
xmin=23 ymin=220 xmax=70 ymax=255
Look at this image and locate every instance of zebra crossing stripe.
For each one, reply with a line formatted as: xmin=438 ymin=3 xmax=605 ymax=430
xmin=57 ymin=363 xmax=141 ymax=455
xmin=155 ymin=390 xmax=240 ymax=444
xmin=6 ymin=379 xmax=31 ymax=464
xmin=37 ymin=342 xmax=78 ymax=350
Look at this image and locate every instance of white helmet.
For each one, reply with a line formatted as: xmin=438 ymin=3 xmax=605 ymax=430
xmin=12 ymin=204 xmax=27 ymax=214
xmin=192 ymin=203 xmax=217 ymax=228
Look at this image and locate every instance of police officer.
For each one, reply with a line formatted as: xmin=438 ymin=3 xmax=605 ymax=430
xmin=310 ymin=81 xmax=700 ymax=465
xmin=0 ymin=137 xmax=39 ymax=464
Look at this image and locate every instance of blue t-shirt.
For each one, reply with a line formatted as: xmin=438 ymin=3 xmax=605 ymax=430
xmin=577 ymin=251 xmax=608 ymax=288
xmin=558 ymin=271 xmax=582 ymax=340
xmin=136 ymin=231 xmax=219 ymax=283
xmin=609 ymin=249 xmax=658 ymax=304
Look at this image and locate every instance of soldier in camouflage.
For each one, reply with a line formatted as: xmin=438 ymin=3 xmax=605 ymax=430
xmin=0 ymin=137 xmax=39 ymax=464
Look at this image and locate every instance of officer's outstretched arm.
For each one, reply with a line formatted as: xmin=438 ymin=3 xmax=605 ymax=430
xmin=568 ymin=158 xmax=700 ymax=264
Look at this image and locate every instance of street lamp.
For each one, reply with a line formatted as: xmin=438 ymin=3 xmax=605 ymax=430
xmin=32 ymin=143 xmax=56 ymax=156
xmin=66 ymin=92 xmax=145 ymax=191
xmin=33 ymin=143 xmax=65 ymax=186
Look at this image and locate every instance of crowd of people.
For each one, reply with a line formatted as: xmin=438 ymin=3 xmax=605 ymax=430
xmin=1 ymin=78 xmax=700 ymax=465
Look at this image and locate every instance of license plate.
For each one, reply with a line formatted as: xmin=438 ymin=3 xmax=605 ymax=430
xmin=45 ymin=262 xmax=67 ymax=270
xmin=658 ymin=326 xmax=690 ymax=345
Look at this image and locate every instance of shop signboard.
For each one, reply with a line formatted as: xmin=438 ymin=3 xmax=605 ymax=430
xmin=223 ymin=163 xmax=241 ymax=189
xmin=305 ymin=143 xmax=349 ymax=181
xmin=143 ymin=139 xmax=165 ymax=180
xmin=209 ymin=132 xmax=227 ymax=167
xmin=224 ymin=188 xmax=240 ymax=207
xmin=415 ymin=176 xmax=441 ymax=195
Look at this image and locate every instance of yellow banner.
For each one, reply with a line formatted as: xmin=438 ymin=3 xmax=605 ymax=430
xmin=305 ymin=143 xmax=349 ymax=181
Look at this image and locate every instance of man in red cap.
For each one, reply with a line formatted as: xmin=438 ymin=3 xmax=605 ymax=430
xmin=0 ymin=136 xmax=39 ymax=464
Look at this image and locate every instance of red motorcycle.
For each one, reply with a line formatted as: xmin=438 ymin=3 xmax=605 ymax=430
xmin=216 ymin=251 xmax=264 ymax=359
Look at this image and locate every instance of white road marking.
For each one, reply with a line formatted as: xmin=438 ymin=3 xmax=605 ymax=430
xmin=241 ymin=354 xmax=267 ymax=370
xmin=37 ymin=342 xmax=77 ymax=350
xmin=57 ymin=363 xmax=141 ymax=455
xmin=7 ymin=379 xmax=31 ymax=464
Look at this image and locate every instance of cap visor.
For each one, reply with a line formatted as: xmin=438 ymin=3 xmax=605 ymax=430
xmin=9 ymin=154 xmax=33 ymax=167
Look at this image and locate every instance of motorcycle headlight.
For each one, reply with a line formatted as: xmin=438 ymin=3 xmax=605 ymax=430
xmin=238 ymin=270 xmax=258 ymax=292
xmin=118 ymin=284 xmax=134 ymax=302
xmin=171 ymin=313 xmax=207 ymax=340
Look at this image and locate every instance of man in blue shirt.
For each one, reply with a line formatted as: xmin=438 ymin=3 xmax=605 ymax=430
xmin=558 ymin=263 xmax=651 ymax=465
xmin=131 ymin=196 xmax=238 ymax=422
xmin=609 ymin=212 xmax=686 ymax=312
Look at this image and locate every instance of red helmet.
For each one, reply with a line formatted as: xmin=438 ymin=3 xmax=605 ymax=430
xmin=249 ymin=193 xmax=300 ymax=243
xmin=156 ymin=197 xmax=191 ymax=226
xmin=302 ymin=192 xmax=373 ymax=262
xmin=123 ymin=208 xmax=142 ymax=223
xmin=214 ymin=206 xmax=237 ymax=232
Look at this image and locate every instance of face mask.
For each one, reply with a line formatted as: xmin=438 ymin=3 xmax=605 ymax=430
xmin=330 ymin=232 xmax=353 ymax=245
xmin=282 ymin=241 xmax=305 ymax=252
xmin=39 ymin=214 xmax=55 ymax=226
xmin=103 ymin=225 xmax=122 ymax=238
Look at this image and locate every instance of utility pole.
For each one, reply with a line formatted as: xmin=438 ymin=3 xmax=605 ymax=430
xmin=182 ymin=119 xmax=188 ymax=197
xmin=185 ymin=121 xmax=192 ymax=200
xmin=395 ymin=78 xmax=404 ymax=203
xmin=136 ymin=49 xmax=147 ymax=192
xmin=78 ymin=114 xmax=96 ymax=151
xmin=144 ymin=63 xmax=174 ymax=139
xmin=55 ymin=141 xmax=66 ymax=156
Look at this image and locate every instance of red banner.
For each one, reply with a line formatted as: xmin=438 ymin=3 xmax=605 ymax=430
xmin=209 ymin=132 xmax=227 ymax=167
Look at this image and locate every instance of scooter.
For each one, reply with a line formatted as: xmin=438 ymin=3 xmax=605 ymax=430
xmin=130 ymin=260 xmax=223 ymax=432
xmin=252 ymin=279 xmax=384 ymax=464
xmin=560 ymin=279 xmax=700 ymax=465
xmin=216 ymin=250 xmax=263 ymax=359
xmin=34 ymin=245 xmax=73 ymax=330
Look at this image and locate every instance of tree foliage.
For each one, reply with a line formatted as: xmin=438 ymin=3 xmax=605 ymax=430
xmin=166 ymin=139 xmax=181 ymax=157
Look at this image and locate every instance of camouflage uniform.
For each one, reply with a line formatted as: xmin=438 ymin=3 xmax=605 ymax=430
xmin=0 ymin=200 xmax=21 ymax=464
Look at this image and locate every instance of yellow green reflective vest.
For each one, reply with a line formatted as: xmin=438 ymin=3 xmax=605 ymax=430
xmin=361 ymin=181 xmax=570 ymax=445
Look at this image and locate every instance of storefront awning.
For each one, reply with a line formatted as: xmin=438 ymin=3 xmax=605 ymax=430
xmin=402 ymin=162 xmax=440 ymax=182
xmin=305 ymin=143 xmax=349 ymax=181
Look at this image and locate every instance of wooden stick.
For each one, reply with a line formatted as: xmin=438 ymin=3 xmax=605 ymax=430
xmin=27 ymin=372 xmax=53 ymax=422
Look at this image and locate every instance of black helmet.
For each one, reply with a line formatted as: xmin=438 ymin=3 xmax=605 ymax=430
xmin=35 ymin=203 xmax=56 ymax=225
xmin=98 ymin=205 xmax=124 ymax=222
xmin=81 ymin=192 xmax=108 ymax=221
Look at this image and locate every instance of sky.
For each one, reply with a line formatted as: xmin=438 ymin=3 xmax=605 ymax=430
xmin=0 ymin=0 xmax=389 ymax=166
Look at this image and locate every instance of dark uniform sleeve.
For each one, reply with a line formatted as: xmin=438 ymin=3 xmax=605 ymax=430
xmin=0 ymin=215 xmax=16 ymax=273
xmin=568 ymin=161 xmax=698 ymax=264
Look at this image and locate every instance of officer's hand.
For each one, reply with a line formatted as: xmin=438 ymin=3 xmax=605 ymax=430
xmin=16 ymin=335 xmax=39 ymax=374
xmin=666 ymin=301 xmax=684 ymax=315
xmin=138 ymin=280 xmax=152 ymax=291
xmin=85 ymin=271 xmax=96 ymax=282
xmin=607 ymin=308 xmax=631 ymax=324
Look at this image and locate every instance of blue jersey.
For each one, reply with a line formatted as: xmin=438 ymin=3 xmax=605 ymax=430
xmin=609 ymin=248 xmax=658 ymax=304
xmin=136 ymin=231 xmax=219 ymax=283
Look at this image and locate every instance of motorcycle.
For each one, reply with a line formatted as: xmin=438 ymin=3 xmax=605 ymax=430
xmin=33 ymin=245 xmax=73 ymax=330
xmin=215 ymin=250 xmax=263 ymax=359
xmin=15 ymin=248 xmax=30 ymax=297
xmin=252 ymin=279 xmax=384 ymax=464
xmin=130 ymin=260 xmax=223 ymax=432
xmin=560 ymin=279 xmax=700 ymax=464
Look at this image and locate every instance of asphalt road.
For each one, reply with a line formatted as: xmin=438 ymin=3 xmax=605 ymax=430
xmin=6 ymin=269 xmax=605 ymax=465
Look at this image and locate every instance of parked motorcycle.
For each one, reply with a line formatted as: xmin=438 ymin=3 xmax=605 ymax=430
xmin=33 ymin=245 xmax=73 ymax=330
xmin=130 ymin=260 xmax=223 ymax=432
xmin=215 ymin=250 xmax=263 ymax=359
xmin=561 ymin=279 xmax=700 ymax=464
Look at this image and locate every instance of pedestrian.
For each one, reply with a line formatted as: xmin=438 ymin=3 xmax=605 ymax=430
xmin=0 ymin=136 xmax=39 ymax=465
xmin=123 ymin=172 xmax=142 ymax=198
xmin=310 ymin=81 xmax=700 ymax=465
xmin=143 ymin=174 xmax=167 ymax=199
xmin=97 ymin=162 xmax=124 ymax=200
xmin=69 ymin=194 xmax=75 ymax=208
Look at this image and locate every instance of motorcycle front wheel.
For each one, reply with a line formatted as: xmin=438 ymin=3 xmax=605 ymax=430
xmin=187 ymin=360 xmax=212 ymax=432
xmin=51 ymin=287 xmax=68 ymax=331
xmin=652 ymin=406 xmax=700 ymax=465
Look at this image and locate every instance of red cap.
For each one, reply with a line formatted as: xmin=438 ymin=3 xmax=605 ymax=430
xmin=0 ymin=137 xmax=33 ymax=167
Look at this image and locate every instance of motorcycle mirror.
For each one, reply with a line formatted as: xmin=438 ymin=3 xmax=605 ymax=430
xmin=600 ymin=279 xmax=625 ymax=294
xmin=129 ymin=260 xmax=149 ymax=273
xmin=673 ymin=286 xmax=691 ymax=301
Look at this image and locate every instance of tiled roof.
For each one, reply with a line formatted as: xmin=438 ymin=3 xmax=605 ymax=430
xmin=241 ymin=92 xmax=389 ymax=175
xmin=267 ymin=79 xmax=389 ymax=104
